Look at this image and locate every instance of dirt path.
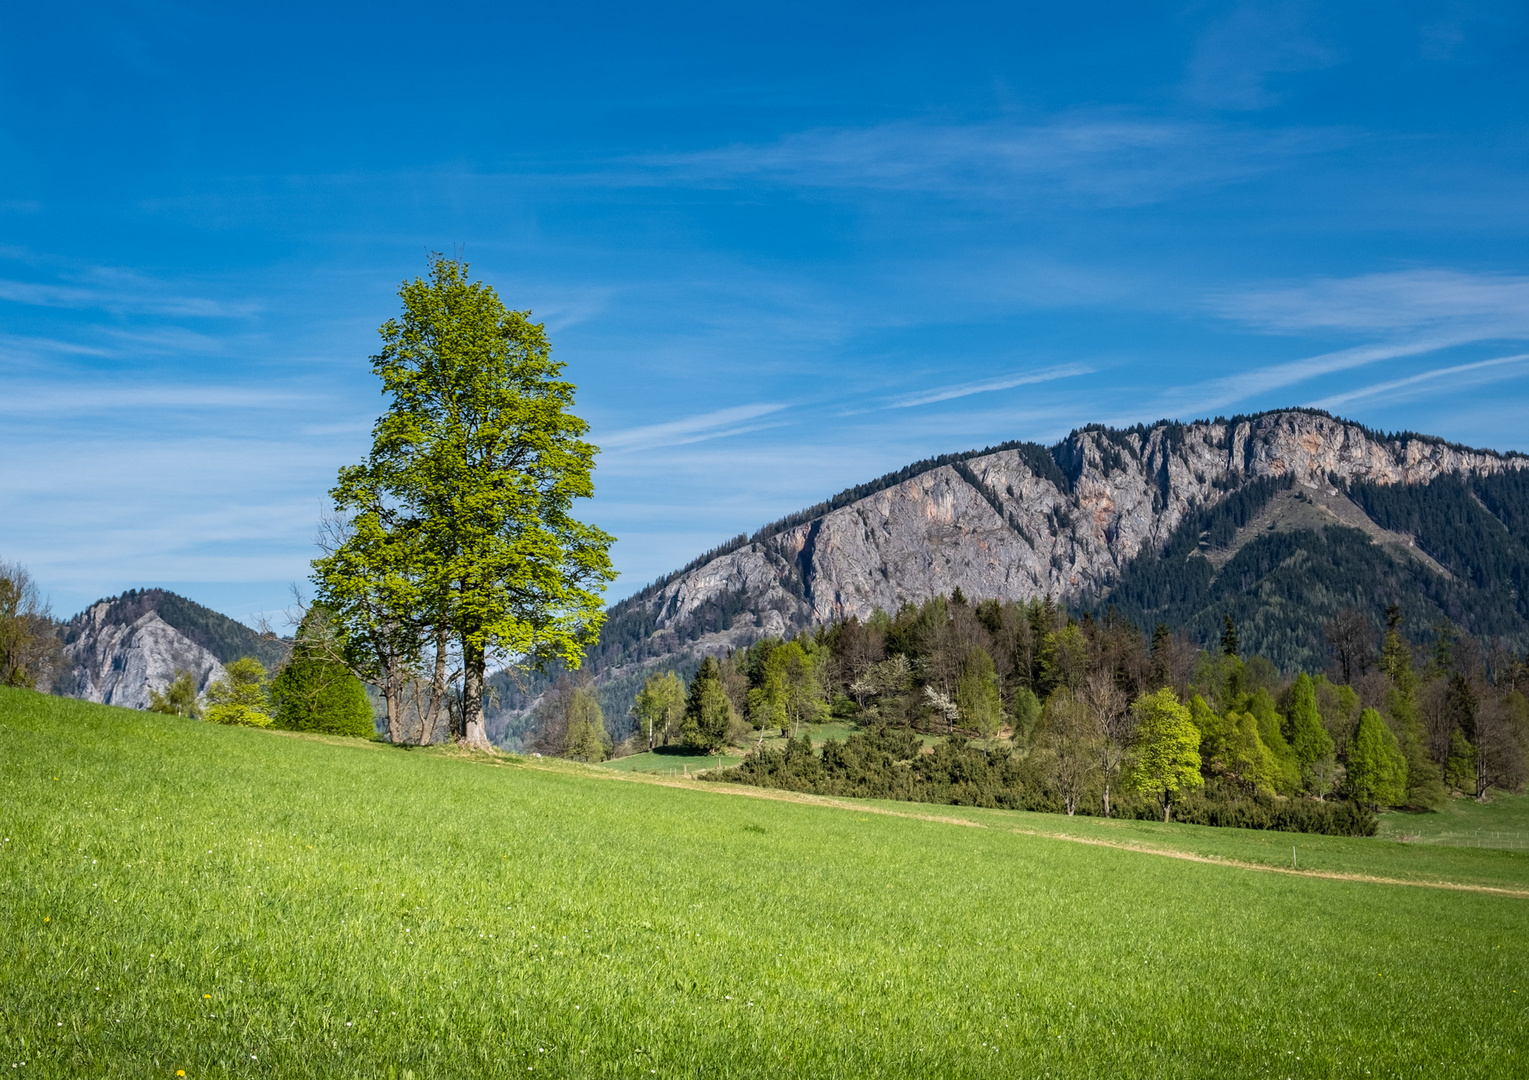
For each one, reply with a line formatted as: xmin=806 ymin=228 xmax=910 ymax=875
xmin=494 ymin=752 xmax=1529 ymax=898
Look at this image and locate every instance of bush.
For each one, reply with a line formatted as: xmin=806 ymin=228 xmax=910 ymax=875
xmin=203 ymin=658 xmax=274 ymax=728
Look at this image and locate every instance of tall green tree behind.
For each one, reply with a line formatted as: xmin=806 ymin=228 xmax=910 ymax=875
xmin=1379 ymin=605 xmax=1446 ymax=807
xmin=1347 ymin=708 xmax=1408 ymax=810
xmin=317 ymin=256 xmax=615 ymax=748
xmin=956 ymin=646 xmax=1003 ymax=738
xmin=1285 ymin=673 xmax=1337 ymax=798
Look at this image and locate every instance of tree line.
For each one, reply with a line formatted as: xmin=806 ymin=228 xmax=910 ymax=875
xmin=546 ymin=589 xmax=1529 ymax=833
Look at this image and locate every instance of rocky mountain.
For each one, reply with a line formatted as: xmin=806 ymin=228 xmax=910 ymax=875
xmin=492 ymin=409 xmax=1529 ymax=734
xmin=59 ymin=589 xmax=288 ymax=709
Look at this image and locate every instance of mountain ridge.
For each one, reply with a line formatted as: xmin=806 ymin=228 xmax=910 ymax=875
xmin=489 ymin=408 xmax=1529 ymax=734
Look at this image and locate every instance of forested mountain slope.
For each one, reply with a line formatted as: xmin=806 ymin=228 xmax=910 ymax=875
xmin=60 ymin=589 xmax=288 ymax=708
xmin=491 ymin=409 xmax=1529 ymax=730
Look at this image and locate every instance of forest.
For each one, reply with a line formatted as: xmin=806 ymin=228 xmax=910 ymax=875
xmin=531 ymin=589 xmax=1529 ymax=836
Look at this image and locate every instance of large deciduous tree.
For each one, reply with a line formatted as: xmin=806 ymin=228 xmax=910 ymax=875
xmin=314 ymin=256 xmax=614 ymax=748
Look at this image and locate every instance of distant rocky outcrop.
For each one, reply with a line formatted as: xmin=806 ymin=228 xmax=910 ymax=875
xmin=59 ymin=589 xmax=288 ymax=710
xmin=494 ymin=409 xmax=1529 ymax=730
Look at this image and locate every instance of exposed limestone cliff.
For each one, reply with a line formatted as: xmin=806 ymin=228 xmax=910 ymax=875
xmin=57 ymin=589 xmax=288 ymax=710
xmin=61 ymin=604 xmax=226 ymax=709
xmin=598 ymin=410 xmax=1524 ymax=675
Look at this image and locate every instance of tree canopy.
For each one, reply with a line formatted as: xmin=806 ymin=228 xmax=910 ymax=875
xmin=314 ymin=255 xmax=615 ymax=747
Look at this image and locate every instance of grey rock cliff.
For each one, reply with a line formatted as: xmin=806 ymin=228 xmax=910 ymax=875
xmin=61 ymin=602 xmax=228 ymax=710
xmin=602 ymin=411 xmax=1524 ymax=673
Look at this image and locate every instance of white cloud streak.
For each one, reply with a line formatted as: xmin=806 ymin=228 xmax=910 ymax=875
xmin=1309 ymin=352 xmax=1529 ymax=410
xmin=885 ymin=363 xmax=1092 ymax=409
xmin=1215 ymin=269 xmax=1529 ymax=336
xmin=597 ymin=402 xmax=789 ymax=453
xmin=623 ymin=116 xmax=1342 ymax=207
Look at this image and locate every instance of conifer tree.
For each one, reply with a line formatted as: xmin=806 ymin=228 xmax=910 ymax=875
xmin=1378 ymin=605 xmax=1446 ymax=807
xmin=683 ymin=657 xmax=733 ymax=752
xmin=1346 ymin=708 xmax=1407 ymax=810
xmin=1221 ymin=614 xmax=1240 ymax=659
xmin=1286 ymin=673 xmax=1336 ymax=795
xmin=269 ymin=609 xmax=376 ymax=738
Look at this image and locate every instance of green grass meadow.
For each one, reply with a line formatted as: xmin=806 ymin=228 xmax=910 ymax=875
xmin=3 ymin=687 xmax=1527 ymax=1078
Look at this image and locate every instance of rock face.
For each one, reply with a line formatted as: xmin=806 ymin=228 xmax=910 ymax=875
xmin=57 ymin=589 xmax=288 ymax=710
xmin=596 ymin=410 xmax=1525 ymax=675
xmin=61 ymin=604 xmax=226 ymax=709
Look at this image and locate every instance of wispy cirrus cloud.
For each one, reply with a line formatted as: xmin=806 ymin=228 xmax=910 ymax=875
xmin=885 ymin=363 xmax=1092 ymax=409
xmin=1151 ymin=268 xmax=1529 ymax=417
xmin=1184 ymin=1 xmax=1343 ymax=111
xmin=1309 ymin=352 xmax=1529 ymax=410
xmin=1214 ymin=268 xmax=1529 ymax=336
xmin=0 ymin=257 xmax=258 ymax=319
xmin=622 ymin=115 xmax=1343 ymax=207
xmin=0 ymin=382 xmax=320 ymax=416
xmin=597 ymin=402 xmax=789 ymax=453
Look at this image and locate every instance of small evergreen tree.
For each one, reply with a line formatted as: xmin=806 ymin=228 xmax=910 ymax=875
xmin=270 ymin=611 xmax=376 ymax=737
xmin=1221 ymin=614 xmax=1240 ymax=659
xmin=1346 ymin=708 xmax=1407 ymax=810
xmin=1127 ymin=688 xmax=1204 ymax=821
xmin=203 ymin=658 xmax=274 ymax=727
xmin=683 ymin=657 xmax=733 ymax=752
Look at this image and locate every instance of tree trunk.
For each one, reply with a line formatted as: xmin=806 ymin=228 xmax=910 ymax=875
xmin=461 ymin=636 xmax=491 ymax=750
xmin=1477 ymin=750 xmax=1489 ymax=801
xmin=385 ymin=684 xmax=403 ymax=745
xmin=418 ymin=626 xmax=450 ymax=746
xmin=1103 ymin=782 xmax=1112 ymax=819
xmin=1162 ymin=791 xmax=1172 ymax=823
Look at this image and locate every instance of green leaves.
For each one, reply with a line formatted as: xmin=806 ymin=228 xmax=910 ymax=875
xmin=313 ymin=255 xmax=616 ymax=745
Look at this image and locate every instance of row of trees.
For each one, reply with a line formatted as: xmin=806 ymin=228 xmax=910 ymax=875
xmin=606 ymin=590 xmax=1528 ymax=822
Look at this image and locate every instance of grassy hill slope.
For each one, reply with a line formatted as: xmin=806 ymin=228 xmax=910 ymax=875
xmin=2 ymin=688 xmax=1527 ymax=1078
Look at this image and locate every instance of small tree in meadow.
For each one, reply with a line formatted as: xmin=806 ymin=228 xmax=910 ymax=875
xmin=269 ymin=611 xmax=376 ymax=738
xmin=148 ymin=670 xmax=199 ymax=718
xmin=203 ymin=658 xmax=274 ymax=727
xmin=1127 ymin=687 xmax=1203 ymax=822
xmin=683 ymin=657 xmax=733 ymax=752
xmin=562 ymin=687 xmax=608 ymax=762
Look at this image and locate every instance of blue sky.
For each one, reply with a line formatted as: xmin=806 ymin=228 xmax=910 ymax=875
xmin=3 ymin=1 xmax=1528 ymax=624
